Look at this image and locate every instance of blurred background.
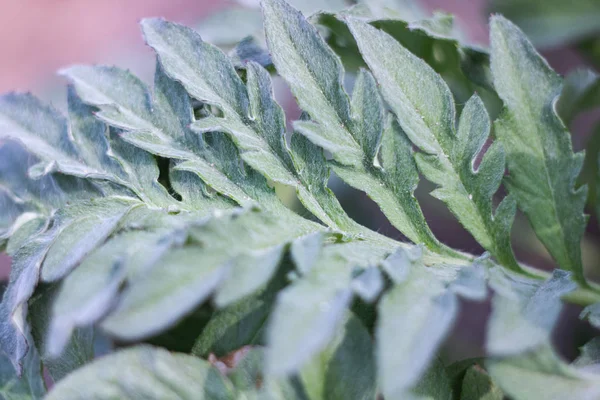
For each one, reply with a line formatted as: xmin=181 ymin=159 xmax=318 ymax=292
xmin=1 ymin=0 xmax=599 ymax=362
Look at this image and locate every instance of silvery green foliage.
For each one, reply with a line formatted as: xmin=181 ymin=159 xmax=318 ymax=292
xmin=347 ymin=17 xmax=520 ymax=271
xmin=486 ymin=270 xmax=600 ymax=400
xmin=0 ymin=0 xmax=598 ymax=398
xmin=490 ymin=16 xmax=590 ymax=286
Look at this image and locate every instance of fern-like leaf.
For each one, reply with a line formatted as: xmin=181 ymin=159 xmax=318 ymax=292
xmin=486 ymin=269 xmax=600 ymax=400
xmin=2 ymin=2 xmax=592 ymax=397
xmin=347 ymin=18 xmax=521 ymax=271
xmin=46 ymin=345 xmax=237 ymax=400
xmin=262 ymin=0 xmax=458 ymax=256
xmin=490 ymin=16 xmax=589 ymax=284
xmin=140 ymin=18 xmax=355 ymax=232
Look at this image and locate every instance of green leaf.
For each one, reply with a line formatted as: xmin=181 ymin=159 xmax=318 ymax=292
xmin=262 ymin=0 xmax=360 ymax=166
xmin=348 ymin=70 xmax=383 ymax=165
xmin=1 ymin=225 xmax=65 ymax=374
xmin=0 ymin=91 xmax=172 ymax=208
xmin=263 ymin=0 xmax=456 ymax=254
xmin=490 ymin=16 xmax=589 ymax=284
xmin=45 ymin=229 xmax=179 ymax=356
xmin=377 ymin=249 xmax=458 ymax=397
xmin=409 ymin=358 xmax=453 ymax=400
xmin=169 ymin=168 xmax=236 ymax=211
xmin=311 ymin=8 xmax=498 ymax=108
xmin=107 ymin=132 xmax=177 ymax=208
xmin=1 ymin=87 xmax=181 ymax=210
xmin=448 ymin=260 xmax=488 ymax=301
xmin=65 ymin=87 xmax=129 ymax=181
xmin=226 ymin=348 xmax=303 ymax=399
xmin=351 ymin=266 xmax=384 ymax=303
xmin=3 ymin=5 xmax=594 ymax=398
xmin=487 ymin=269 xmax=576 ymax=356
xmin=446 ymin=358 xmax=484 ymax=397
xmin=487 ymin=346 xmax=600 ymax=400
xmin=298 ymin=313 xmax=376 ymax=400
xmin=459 ymin=365 xmax=504 ymax=400
xmin=45 ymin=346 xmax=236 ymax=400
xmin=29 ymin=284 xmax=94 ymax=382
xmin=191 ymin=260 xmax=290 ymax=358
xmin=0 ymin=199 xmax=136 ymax=370
xmin=409 ymin=11 xmax=455 ymax=39
xmin=221 ymin=315 xmax=377 ymax=400
xmin=289 ymin=232 xmax=325 ymax=275
xmin=141 ymin=19 xmax=248 ymax=116
xmin=0 ymin=143 xmax=44 ymax=250
xmin=580 ymin=302 xmax=600 ymax=329
xmin=229 ymin=37 xmax=272 ymax=69
xmin=100 ymin=208 xmax=317 ymax=341
xmin=63 ymin=63 xmax=250 ymax=207
xmin=0 ymin=93 xmax=110 ymax=182
xmin=265 ymin=277 xmax=352 ymax=376
xmin=65 ymin=62 xmax=215 ymax=153
xmin=214 ymin=245 xmax=285 ymax=307
xmin=331 ymin=79 xmax=450 ymax=254
xmin=288 ymin=130 xmax=360 ymax=233
xmin=40 ymin=197 xmax=138 ymax=283
xmin=266 ymin=241 xmax=388 ymax=375
xmin=0 ymin=194 xmax=27 ymax=251
xmin=142 ymin=18 xmax=355 ymax=231
xmin=0 ymin=142 xmax=106 ymax=373
xmin=0 ymin=333 xmax=45 ymax=400
xmin=225 ymin=348 xmax=265 ymax=392
xmin=96 ymin=245 xmax=220 ymax=341
xmin=486 ymin=269 xmax=595 ymax=399
xmin=574 ymin=337 xmax=600 ymax=372
xmin=347 ymin=18 xmax=519 ymax=270
xmin=4 ymin=216 xmax=47 ymax=258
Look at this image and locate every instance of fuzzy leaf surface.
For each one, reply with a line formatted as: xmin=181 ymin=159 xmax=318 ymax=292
xmin=490 ymin=16 xmax=588 ymax=283
xmin=141 ymin=18 xmax=350 ymax=230
xmin=377 ymin=249 xmax=458 ymax=398
xmin=460 ymin=365 xmax=504 ymax=400
xmin=63 ymin=63 xmax=252 ymax=207
xmin=263 ymin=0 xmax=452 ymax=252
xmin=348 ymin=18 xmax=519 ymax=270
xmin=45 ymin=346 xmax=236 ymax=400
xmin=99 ymin=208 xmax=318 ymax=341
xmin=266 ymin=241 xmax=390 ymax=376
xmin=486 ymin=268 xmax=597 ymax=400
xmin=487 ymin=346 xmax=600 ymax=400
xmin=0 ymin=334 xmax=45 ymax=400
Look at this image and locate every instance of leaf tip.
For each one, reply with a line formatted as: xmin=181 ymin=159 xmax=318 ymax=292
xmin=139 ymin=17 xmax=164 ymax=31
xmin=140 ymin=17 xmax=171 ymax=45
xmin=260 ymin=0 xmax=286 ymax=11
xmin=489 ymin=14 xmax=523 ymax=44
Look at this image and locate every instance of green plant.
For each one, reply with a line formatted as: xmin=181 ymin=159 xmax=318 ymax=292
xmin=1 ymin=0 xmax=599 ymax=398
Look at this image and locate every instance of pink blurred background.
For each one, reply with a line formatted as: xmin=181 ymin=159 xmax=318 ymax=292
xmin=0 ymin=0 xmax=490 ymax=95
